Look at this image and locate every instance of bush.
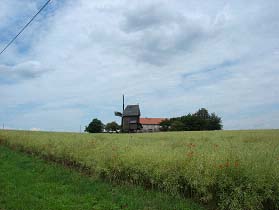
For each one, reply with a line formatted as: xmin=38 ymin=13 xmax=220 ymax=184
xmin=105 ymin=121 xmax=120 ymax=133
xmin=85 ymin=118 xmax=104 ymax=133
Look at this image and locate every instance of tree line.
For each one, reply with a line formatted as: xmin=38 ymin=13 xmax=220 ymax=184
xmin=85 ymin=108 xmax=222 ymax=133
xmin=160 ymin=108 xmax=222 ymax=131
xmin=85 ymin=119 xmax=120 ymax=133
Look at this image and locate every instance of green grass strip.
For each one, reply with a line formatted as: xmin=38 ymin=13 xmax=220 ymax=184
xmin=0 ymin=146 xmax=204 ymax=210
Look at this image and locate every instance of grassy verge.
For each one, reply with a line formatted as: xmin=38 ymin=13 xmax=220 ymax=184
xmin=0 ymin=145 xmax=203 ymax=210
xmin=1 ymin=130 xmax=279 ymax=210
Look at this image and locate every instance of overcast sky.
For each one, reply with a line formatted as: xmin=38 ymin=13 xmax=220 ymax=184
xmin=0 ymin=0 xmax=279 ymax=132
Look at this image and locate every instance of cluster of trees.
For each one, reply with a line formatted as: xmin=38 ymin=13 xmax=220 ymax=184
xmin=160 ymin=108 xmax=222 ymax=131
xmin=84 ymin=119 xmax=120 ymax=133
xmin=85 ymin=108 xmax=222 ymax=133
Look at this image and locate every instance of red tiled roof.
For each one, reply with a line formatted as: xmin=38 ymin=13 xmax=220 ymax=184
xmin=140 ymin=118 xmax=166 ymax=125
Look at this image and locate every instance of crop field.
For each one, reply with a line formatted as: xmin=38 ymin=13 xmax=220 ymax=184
xmin=0 ymin=130 xmax=279 ymax=210
xmin=0 ymin=146 xmax=202 ymax=210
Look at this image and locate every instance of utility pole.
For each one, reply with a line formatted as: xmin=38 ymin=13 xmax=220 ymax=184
xmin=79 ymin=125 xmax=81 ymax=133
xmin=123 ymin=94 xmax=125 ymax=112
xmin=2 ymin=123 xmax=4 ymax=130
xmin=121 ymin=94 xmax=125 ymax=132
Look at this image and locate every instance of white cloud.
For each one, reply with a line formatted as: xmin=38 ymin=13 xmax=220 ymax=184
xmin=0 ymin=0 xmax=278 ymax=131
xmin=0 ymin=61 xmax=49 ymax=81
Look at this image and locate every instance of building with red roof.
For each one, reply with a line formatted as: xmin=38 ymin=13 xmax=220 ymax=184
xmin=139 ymin=118 xmax=166 ymax=132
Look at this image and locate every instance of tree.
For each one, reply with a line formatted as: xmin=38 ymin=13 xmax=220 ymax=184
xmin=170 ymin=120 xmax=185 ymax=131
xmin=181 ymin=114 xmax=202 ymax=131
xmin=193 ymin=108 xmax=210 ymax=130
xmin=194 ymin=108 xmax=210 ymax=120
xmin=85 ymin=118 xmax=104 ymax=133
xmin=160 ymin=119 xmax=171 ymax=131
xmin=208 ymin=113 xmax=223 ymax=130
xmin=105 ymin=121 xmax=120 ymax=133
xmin=159 ymin=108 xmax=222 ymax=132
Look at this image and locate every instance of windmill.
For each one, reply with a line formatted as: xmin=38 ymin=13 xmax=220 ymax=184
xmin=115 ymin=95 xmax=142 ymax=133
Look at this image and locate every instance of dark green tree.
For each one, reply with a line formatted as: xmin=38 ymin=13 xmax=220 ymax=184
xmin=85 ymin=118 xmax=104 ymax=133
xmin=159 ymin=119 xmax=171 ymax=131
xmin=208 ymin=113 xmax=223 ymax=130
xmin=159 ymin=108 xmax=222 ymax=131
xmin=194 ymin=108 xmax=210 ymax=120
xmin=170 ymin=120 xmax=185 ymax=131
xmin=105 ymin=121 xmax=120 ymax=133
xmin=181 ymin=114 xmax=203 ymax=131
xmin=193 ymin=108 xmax=211 ymax=130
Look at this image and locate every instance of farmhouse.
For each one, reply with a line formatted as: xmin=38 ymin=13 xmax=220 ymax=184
xmin=140 ymin=118 xmax=166 ymax=132
xmin=122 ymin=105 xmax=142 ymax=132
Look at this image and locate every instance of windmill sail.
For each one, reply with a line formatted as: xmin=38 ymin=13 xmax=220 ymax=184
xmin=114 ymin=111 xmax=122 ymax=117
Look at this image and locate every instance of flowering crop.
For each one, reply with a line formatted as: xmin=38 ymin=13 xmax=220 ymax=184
xmin=0 ymin=129 xmax=278 ymax=210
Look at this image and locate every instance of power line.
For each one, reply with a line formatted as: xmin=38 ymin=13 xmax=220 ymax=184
xmin=0 ymin=0 xmax=52 ymax=56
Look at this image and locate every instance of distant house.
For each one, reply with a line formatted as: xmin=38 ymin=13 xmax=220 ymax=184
xmin=140 ymin=118 xmax=166 ymax=132
xmin=122 ymin=105 xmax=142 ymax=132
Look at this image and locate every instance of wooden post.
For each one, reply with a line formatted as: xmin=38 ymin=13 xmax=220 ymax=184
xmin=121 ymin=94 xmax=124 ymax=132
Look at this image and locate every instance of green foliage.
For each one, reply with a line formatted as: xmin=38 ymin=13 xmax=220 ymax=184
xmin=194 ymin=108 xmax=211 ymax=120
xmin=160 ymin=108 xmax=222 ymax=131
xmin=0 ymin=146 xmax=203 ymax=210
xmin=170 ymin=120 xmax=185 ymax=131
xmin=105 ymin=121 xmax=120 ymax=133
xmin=0 ymin=129 xmax=279 ymax=210
xmin=159 ymin=119 xmax=171 ymax=131
xmin=85 ymin=118 xmax=104 ymax=133
xmin=208 ymin=113 xmax=222 ymax=130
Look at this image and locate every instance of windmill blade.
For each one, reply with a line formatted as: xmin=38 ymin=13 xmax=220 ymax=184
xmin=114 ymin=111 xmax=122 ymax=117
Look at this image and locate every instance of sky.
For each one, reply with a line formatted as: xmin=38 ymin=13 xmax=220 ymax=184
xmin=0 ymin=0 xmax=279 ymax=132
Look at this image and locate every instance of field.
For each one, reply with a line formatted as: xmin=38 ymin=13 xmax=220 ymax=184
xmin=0 ymin=146 xmax=202 ymax=210
xmin=0 ymin=130 xmax=279 ymax=210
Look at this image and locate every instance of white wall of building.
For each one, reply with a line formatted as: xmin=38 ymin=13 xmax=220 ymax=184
xmin=142 ymin=124 xmax=161 ymax=132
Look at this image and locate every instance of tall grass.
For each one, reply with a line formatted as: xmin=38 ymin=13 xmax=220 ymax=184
xmin=0 ymin=130 xmax=279 ymax=210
